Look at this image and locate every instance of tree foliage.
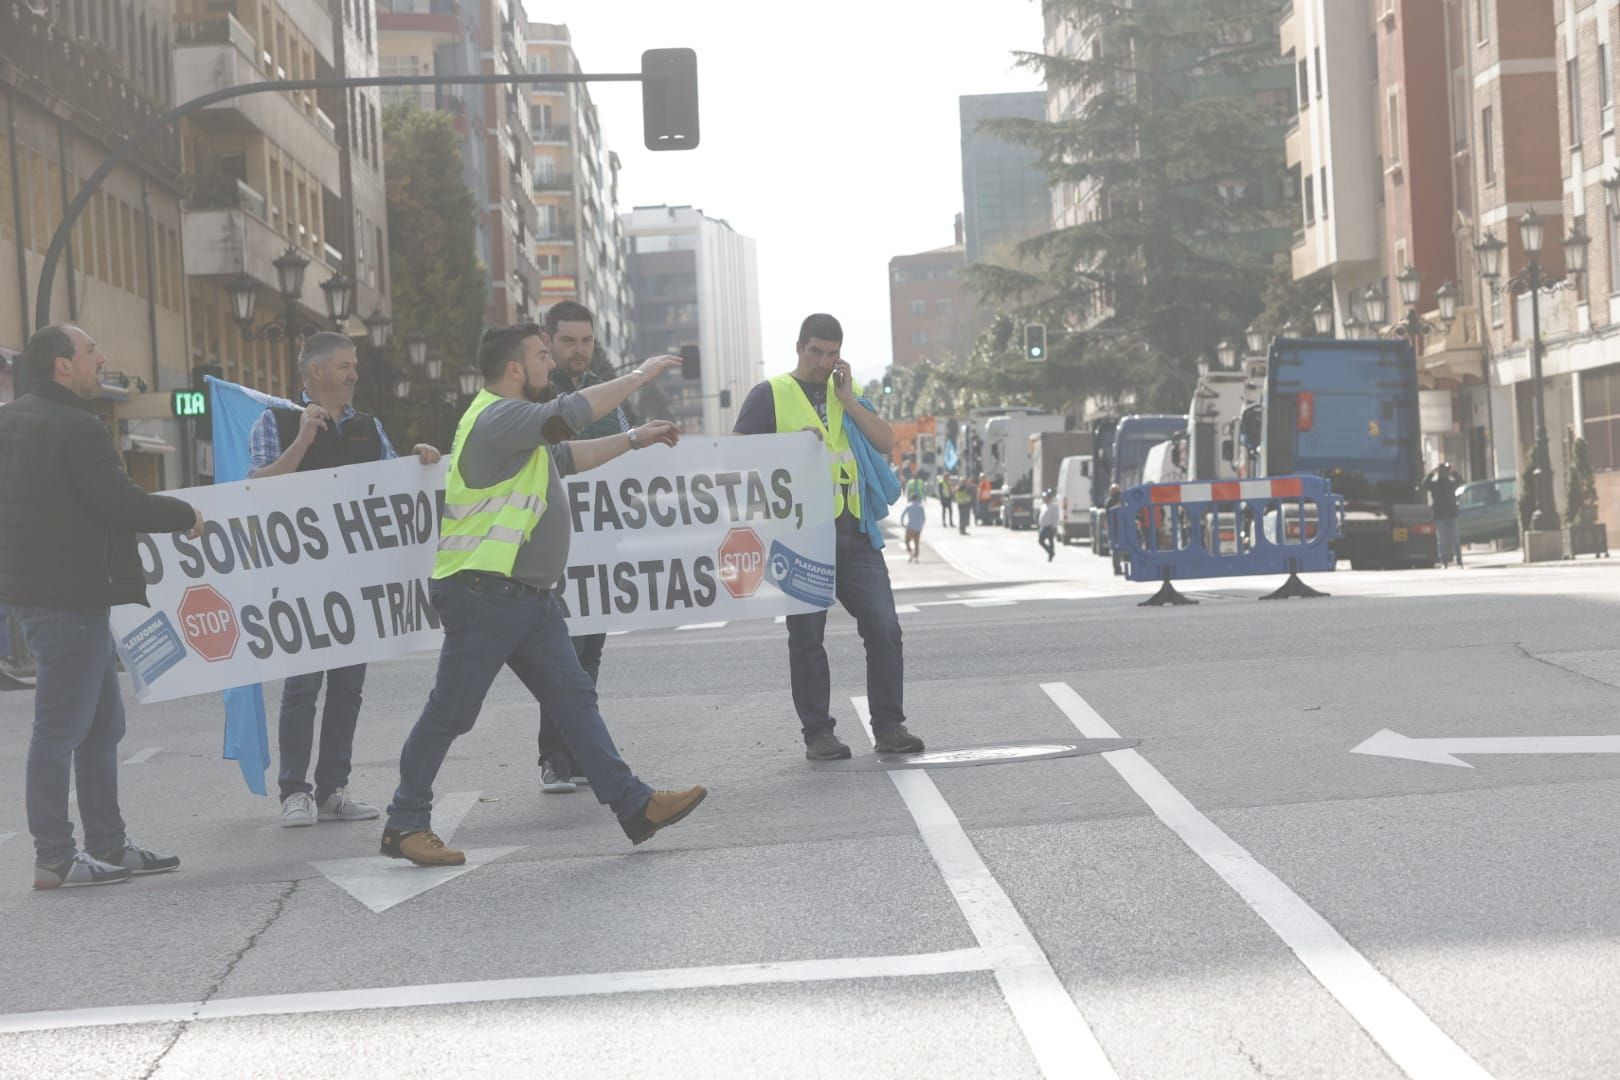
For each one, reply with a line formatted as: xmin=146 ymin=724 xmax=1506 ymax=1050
xmin=380 ymin=104 xmax=487 ymax=447
xmin=968 ymin=0 xmax=1287 ymax=414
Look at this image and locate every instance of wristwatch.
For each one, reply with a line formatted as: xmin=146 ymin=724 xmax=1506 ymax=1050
xmin=627 ymin=428 xmax=640 ymax=450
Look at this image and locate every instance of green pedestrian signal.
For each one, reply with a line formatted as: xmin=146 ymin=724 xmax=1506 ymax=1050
xmin=172 ymin=389 xmax=209 ymax=419
xmin=1024 ymin=324 xmax=1047 ymax=362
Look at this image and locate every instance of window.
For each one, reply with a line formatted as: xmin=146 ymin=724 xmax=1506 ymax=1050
xmin=1608 ymin=206 xmax=1620 ymax=297
xmin=1297 ymin=57 xmax=1309 ymax=109
xmin=1319 ymin=167 xmax=1328 ymax=219
xmin=1475 ymin=0 xmax=1492 ymax=43
xmin=1569 ymin=58 xmax=1583 ymax=147
xmin=1482 ymin=105 xmax=1496 ymax=184
xmin=1582 ymin=365 xmax=1620 ymax=470
xmin=909 ymin=300 xmax=926 ymax=315
xmin=1603 ymin=44 xmax=1614 ymax=130
xmin=1387 ymin=89 xmax=1402 ymax=165
xmin=526 ymin=54 xmax=549 ymax=74
xmin=936 ymin=298 xmax=953 ymax=314
xmin=1304 ymin=174 xmax=1316 ymax=224
xmin=1374 ymin=156 xmax=1385 ymax=204
xmin=1489 ymin=280 xmax=1503 ymax=327
xmin=1314 ymin=46 xmax=1323 ymax=98
xmin=911 ymin=331 xmax=929 ymax=346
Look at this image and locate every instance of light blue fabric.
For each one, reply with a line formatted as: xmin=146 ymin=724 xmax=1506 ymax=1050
xmin=207 ymin=377 xmax=295 ymax=795
xmin=844 ymin=397 xmax=901 ymax=550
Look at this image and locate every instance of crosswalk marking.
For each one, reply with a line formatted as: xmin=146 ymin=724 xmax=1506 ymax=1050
xmin=1040 ymin=682 xmax=1492 ymax=1080
xmin=854 ymin=695 xmax=1115 ymax=1080
xmin=674 ymin=621 xmax=728 ymax=632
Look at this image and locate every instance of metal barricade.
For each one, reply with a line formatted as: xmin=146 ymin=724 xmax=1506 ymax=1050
xmin=1106 ymin=476 xmax=1344 ymax=606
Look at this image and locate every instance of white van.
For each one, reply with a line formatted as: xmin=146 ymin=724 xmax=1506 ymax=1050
xmin=1054 ymin=454 xmax=1093 ymax=544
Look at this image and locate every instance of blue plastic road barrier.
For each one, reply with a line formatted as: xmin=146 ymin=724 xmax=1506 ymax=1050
xmin=1106 ymin=475 xmax=1344 ymax=605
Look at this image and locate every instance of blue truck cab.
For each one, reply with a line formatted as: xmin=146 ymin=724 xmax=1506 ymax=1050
xmin=1245 ymin=336 xmax=1434 ymax=570
xmin=1090 ymin=414 xmax=1187 ymax=557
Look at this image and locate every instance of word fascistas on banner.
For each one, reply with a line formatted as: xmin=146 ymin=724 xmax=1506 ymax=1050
xmin=110 ymin=433 xmax=836 ymax=702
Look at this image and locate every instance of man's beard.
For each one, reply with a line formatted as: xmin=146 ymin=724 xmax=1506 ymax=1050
xmin=520 ymin=372 xmax=556 ymax=404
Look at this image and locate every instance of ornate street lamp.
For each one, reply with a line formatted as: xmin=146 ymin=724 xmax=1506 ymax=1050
xmin=1216 ymin=340 xmax=1238 ymax=369
xmin=1362 ymin=284 xmax=1389 ymax=328
xmin=272 ymin=245 xmax=309 ymax=300
xmin=320 ymin=272 xmax=353 ymax=326
xmin=406 ymin=333 xmax=428 ymax=369
xmin=226 ymin=274 xmax=258 ymax=326
xmin=392 ymin=372 xmax=412 ymax=401
xmin=1245 ymin=324 xmax=1266 ymax=356
xmin=1312 ymin=301 xmax=1334 ymax=337
xmin=362 ymin=306 xmax=392 ymax=351
xmin=1477 ymin=212 xmax=1589 ymax=535
xmin=1397 ymin=264 xmax=1423 ymax=308
xmin=1435 ymin=281 xmax=1459 ymax=324
xmin=458 ymin=365 xmax=482 ymax=398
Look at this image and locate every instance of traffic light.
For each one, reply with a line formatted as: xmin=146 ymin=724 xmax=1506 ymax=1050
xmin=1024 ymin=323 xmax=1047 ymax=362
xmin=641 ymin=49 xmax=700 ymax=151
xmin=679 ymin=344 xmax=700 ymax=380
xmin=882 ymin=373 xmax=894 ymax=395
xmin=718 ymin=388 xmax=732 ymax=408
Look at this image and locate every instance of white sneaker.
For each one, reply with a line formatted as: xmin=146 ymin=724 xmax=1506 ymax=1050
xmin=280 ymin=791 xmax=317 ymax=827
xmin=318 ymin=788 xmax=380 ymax=822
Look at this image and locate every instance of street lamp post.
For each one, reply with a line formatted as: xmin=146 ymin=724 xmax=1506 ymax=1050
xmin=1476 ymin=211 xmax=1588 ymax=533
xmin=361 ymin=305 xmax=392 ymax=425
xmin=226 ymin=246 xmax=355 ymax=395
xmin=1312 ymin=301 xmax=1335 ymax=337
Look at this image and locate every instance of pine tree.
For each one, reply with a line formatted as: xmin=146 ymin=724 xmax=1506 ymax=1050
xmin=972 ymin=0 xmax=1291 ymax=413
xmin=382 ymin=104 xmax=487 ymax=446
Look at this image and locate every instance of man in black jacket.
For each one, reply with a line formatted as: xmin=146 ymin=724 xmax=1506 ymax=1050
xmin=0 ymin=325 xmax=202 ymax=889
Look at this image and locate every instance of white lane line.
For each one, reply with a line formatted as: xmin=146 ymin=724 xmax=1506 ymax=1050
xmin=0 ymin=832 xmax=14 ymax=849
xmin=894 ymin=604 xmax=921 ymax=615
xmin=674 ymin=621 xmax=728 ymax=631
xmin=122 ymin=747 xmax=162 ymax=765
xmin=960 ymin=599 xmax=1018 ymax=608
xmin=0 ymin=948 xmax=991 ymax=1034
xmin=853 ymin=695 xmax=1115 ymax=1080
xmin=605 ymin=630 xmax=632 ymax=637
xmin=1039 ymin=682 xmax=1492 ymax=1080
xmin=774 ymin=615 xmax=788 ymax=624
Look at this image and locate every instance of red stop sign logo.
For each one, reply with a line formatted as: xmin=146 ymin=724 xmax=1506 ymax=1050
xmin=718 ymin=527 xmax=765 ymax=599
xmin=177 ymin=584 xmax=240 ymax=662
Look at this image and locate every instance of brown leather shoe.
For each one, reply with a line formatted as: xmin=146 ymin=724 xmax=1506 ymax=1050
xmin=380 ymin=828 xmax=465 ymax=866
xmin=619 ymin=786 xmax=707 ymax=846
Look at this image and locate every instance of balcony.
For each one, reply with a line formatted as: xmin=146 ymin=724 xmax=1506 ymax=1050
xmin=536 ymin=224 xmax=576 ymax=244
xmin=532 ymin=173 xmax=573 ymax=193
xmin=532 ymin=126 xmax=571 ymax=145
xmin=182 ymin=204 xmax=341 ymax=319
xmin=189 ymin=175 xmax=268 ymax=220
xmin=174 ymin=36 xmax=341 ymax=191
xmin=1419 ymin=306 xmax=1486 ymax=385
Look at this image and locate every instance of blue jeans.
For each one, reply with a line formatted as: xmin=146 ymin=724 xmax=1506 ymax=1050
xmin=785 ymin=523 xmax=906 ymax=740
xmin=1435 ymin=517 xmax=1462 ymax=564
xmin=278 ymin=663 xmax=367 ymax=803
xmin=13 ymin=606 xmax=127 ymax=865
xmin=537 ymin=632 xmax=606 ymax=767
xmin=386 ymin=575 xmax=652 ymax=832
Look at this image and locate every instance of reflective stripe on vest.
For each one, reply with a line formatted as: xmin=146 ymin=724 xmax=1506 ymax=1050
xmin=432 ymin=390 xmax=552 ymax=580
xmin=769 ymin=373 xmax=860 ymax=519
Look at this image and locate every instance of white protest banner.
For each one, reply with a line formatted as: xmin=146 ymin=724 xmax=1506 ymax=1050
xmin=109 ymin=433 xmax=836 ymax=702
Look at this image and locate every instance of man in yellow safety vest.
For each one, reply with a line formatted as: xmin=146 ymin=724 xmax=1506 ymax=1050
xmin=380 ymin=324 xmax=706 ymax=866
xmin=731 ymin=313 xmax=926 ymax=761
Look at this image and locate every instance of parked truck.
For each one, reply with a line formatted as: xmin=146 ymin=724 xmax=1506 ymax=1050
xmin=1016 ymin=430 xmax=1091 ymax=531
xmin=983 ymin=412 xmax=1068 ymax=528
xmin=1186 ymin=365 xmax=1249 ymax=482
xmin=1240 ymin=336 xmax=1434 ymax=570
xmin=1089 ymin=414 xmax=1187 ymax=557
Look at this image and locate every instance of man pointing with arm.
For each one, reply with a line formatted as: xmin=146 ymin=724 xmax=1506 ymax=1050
xmin=382 ymin=323 xmax=706 ymax=865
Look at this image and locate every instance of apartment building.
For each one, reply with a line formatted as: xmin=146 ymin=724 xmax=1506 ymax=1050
xmin=378 ymin=0 xmax=537 ymax=327
xmin=1 ymin=0 xmax=189 ymax=488
xmin=622 ymin=205 xmax=762 ymax=436
xmin=175 ymin=0 xmax=390 ymax=406
xmin=526 ymin=22 xmax=636 ymax=369
xmin=889 ymin=216 xmax=980 ymax=370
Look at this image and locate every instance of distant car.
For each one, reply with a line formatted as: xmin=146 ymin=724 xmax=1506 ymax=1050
xmin=1456 ymin=477 xmax=1518 ymax=546
xmin=1002 ymin=492 xmax=1035 ymax=530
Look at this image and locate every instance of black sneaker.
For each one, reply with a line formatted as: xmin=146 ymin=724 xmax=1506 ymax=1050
xmin=805 ymin=730 xmax=852 ymax=761
xmin=540 ymin=758 xmax=577 ymax=794
xmin=90 ymin=838 xmax=180 ymax=875
xmin=874 ymin=724 xmax=925 ymax=754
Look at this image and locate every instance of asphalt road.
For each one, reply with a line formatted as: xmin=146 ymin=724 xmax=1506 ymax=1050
xmin=2 ymin=523 xmax=1619 ymax=1079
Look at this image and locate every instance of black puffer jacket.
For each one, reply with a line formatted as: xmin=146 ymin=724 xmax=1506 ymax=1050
xmin=0 ymin=380 xmax=196 ymax=609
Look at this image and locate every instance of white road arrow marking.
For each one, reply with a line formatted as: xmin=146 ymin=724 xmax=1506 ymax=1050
xmin=1352 ymin=728 xmax=1620 ymax=768
xmin=122 ymin=747 xmax=162 ymax=765
xmin=310 ymin=791 xmax=520 ymax=914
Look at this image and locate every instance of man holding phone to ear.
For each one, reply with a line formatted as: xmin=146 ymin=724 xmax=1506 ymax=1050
xmin=732 ymin=313 xmax=925 ymax=762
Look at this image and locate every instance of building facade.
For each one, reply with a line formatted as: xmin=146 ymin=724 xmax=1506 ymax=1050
xmin=622 ymin=204 xmax=762 ymax=436
xmin=1 ymin=0 xmax=190 ymax=488
xmin=378 ymin=0 xmax=537 ymax=328
xmin=525 ymin=21 xmax=635 ymax=368
xmin=959 ymin=92 xmax=1049 ymax=266
xmin=888 ymin=216 xmax=979 ymax=370
xmin=176 ymin=0 xmax=391 ymax=411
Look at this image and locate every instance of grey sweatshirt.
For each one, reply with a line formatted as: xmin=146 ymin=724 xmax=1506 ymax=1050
xmin=454 ymin=391 xmax=595 ymax=589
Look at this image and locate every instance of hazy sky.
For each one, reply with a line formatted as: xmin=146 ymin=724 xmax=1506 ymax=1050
xmin=537 ymin=0 xmax=1044 ymax=385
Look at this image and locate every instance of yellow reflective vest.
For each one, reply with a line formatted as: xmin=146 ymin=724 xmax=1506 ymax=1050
xmin=432 ymin=389 xmax=552 ymax=580
xmin=769 ymin=373 xmax=860 ymax=519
